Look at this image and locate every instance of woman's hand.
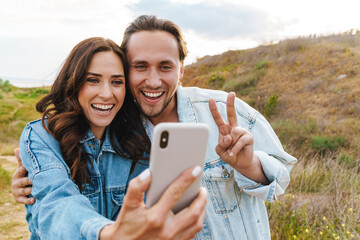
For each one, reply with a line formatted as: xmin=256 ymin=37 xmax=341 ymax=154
xmin=100 ymin=166 xmax=207 ymax=240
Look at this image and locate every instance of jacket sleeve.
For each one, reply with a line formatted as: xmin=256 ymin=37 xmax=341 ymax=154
xmin=20 ymin=124 xmax=113 ymax=240
xmin=233 ymin=110 xmax=297 ymax=202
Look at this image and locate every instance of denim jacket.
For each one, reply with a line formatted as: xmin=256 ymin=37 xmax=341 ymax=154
xmin=173 ymin=86 xmax=297 ymax=240
xmin=20 ymin=122 xmax=146 ymax=239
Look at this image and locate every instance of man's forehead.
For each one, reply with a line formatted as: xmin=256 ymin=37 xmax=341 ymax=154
xmin=127 ymin=31 xmax=180 ymax=60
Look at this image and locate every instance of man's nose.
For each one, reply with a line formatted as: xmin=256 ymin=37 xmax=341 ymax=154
xmin=146 ymin=67 xmax=161 ymax=88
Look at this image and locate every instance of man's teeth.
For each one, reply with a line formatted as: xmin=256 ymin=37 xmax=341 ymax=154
xmin=92 ymin=104 xmax=114 ymax=110
xmin=143 ymin=92 xmax=163 ymax=98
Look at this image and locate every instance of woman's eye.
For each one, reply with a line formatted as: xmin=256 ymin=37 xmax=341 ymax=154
xmin=112 ymin=79 xmax=124 ymax=85
xmin=86 ymin=78 xmax=98 ymax=83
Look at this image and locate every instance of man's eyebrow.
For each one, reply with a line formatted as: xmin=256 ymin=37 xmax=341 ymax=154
xmin=87 ymin=72 xmax=125 ymax=78
xmin=160 ymin=60 xmax=175 ymax=64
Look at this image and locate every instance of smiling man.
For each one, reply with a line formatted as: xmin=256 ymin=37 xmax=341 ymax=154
xmin=118 ymin=15 xmax=297 ymax=239
xmin=12 ymin=15 xmax=296 ymax=239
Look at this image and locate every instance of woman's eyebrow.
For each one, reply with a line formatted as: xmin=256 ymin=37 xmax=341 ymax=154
xmin=87 ymin=72 xmax=125 ymax=78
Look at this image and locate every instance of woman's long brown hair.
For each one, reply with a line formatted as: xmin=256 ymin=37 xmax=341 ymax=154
xmin=36 ymin=37 xmax=150 ymax=191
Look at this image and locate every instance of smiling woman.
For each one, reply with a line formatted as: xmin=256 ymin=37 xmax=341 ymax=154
xmin=15 ymin=37 xmax=152 ymax=239
xmin=78 ymin=51 xmax=126 ymax=139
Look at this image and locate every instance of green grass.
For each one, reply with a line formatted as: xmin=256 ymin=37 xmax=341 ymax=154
xmin=0 ymin=81 xmax=47 ymax=155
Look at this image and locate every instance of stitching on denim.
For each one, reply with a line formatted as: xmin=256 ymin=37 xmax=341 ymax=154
xmin=25 ymin=126 xmax=40 ymax=175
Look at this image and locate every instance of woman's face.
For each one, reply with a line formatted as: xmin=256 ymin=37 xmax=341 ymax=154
xmin=78 ymin=51 xmax=126 ymax=139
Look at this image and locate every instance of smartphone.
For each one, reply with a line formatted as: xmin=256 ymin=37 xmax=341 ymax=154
xmin=145 ymin=122 xmax=209 ymax=213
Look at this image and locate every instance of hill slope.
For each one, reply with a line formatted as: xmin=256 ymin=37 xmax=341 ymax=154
xmin=182 ymin=31 xmax=360 ymax=158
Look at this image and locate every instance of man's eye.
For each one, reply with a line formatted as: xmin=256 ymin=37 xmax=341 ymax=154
xmin=86 ymin=78 xmax=98 ymax=83
xmin=135 ymin=65 xmax=147 ymax=70
xmin=161 ymin=65 xmax=172 ymax=71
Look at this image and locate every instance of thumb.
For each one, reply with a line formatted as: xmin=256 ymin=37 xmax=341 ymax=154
xmin=14 ymin=148 xmax=23 ymax=168
xmin=123 ymin=169 xmax=151 ymax=209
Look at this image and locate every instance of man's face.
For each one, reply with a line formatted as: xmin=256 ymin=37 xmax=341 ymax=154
xmin=127 ymin=31 xmax=184 ymax=120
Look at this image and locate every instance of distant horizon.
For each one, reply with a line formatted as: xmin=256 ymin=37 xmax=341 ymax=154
xmin=0 ymin=76 xmax=54 ymax=88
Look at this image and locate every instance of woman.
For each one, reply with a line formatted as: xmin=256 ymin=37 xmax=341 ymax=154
xmin=20 ymin=37 xmax=151 ymax=239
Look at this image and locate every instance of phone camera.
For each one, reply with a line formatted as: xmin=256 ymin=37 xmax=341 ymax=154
xmin=160 ymin=131 xmax=169 ymax=148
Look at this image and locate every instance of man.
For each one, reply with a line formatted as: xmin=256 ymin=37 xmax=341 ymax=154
xmin=12 ymin=15 xmax=296 ymax=239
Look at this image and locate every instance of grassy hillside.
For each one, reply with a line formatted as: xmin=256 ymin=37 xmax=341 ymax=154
xmin=0 ymin=79 xmax=49 ymax=155
xmin=182 ymin=31 xmax=360 ymax=239
xmin=0 ymin=31 xmax=359 ymax=239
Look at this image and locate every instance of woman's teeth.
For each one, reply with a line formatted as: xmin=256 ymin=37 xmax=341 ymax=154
xmin=91 ymin=104 xmax=114 ymax=111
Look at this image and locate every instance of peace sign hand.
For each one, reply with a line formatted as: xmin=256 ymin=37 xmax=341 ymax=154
xmin=208 ymin=92 xmax=269 ymax=184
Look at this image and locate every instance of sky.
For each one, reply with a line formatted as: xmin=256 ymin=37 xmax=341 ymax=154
xmin=1 ymin=0 xmax=360 ymax=87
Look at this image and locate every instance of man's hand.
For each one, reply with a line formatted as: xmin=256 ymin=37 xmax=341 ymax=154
xmin=100 ymin=166 xmax=207 ymax=240
xmin=11 ymin=148 xmax=35 ymax=205
xmin=209 ymin=92 xmax=269 ymax=185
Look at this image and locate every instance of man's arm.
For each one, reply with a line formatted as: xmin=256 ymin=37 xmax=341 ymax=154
xmin=11 ymin=148 xmax=35 ymax=205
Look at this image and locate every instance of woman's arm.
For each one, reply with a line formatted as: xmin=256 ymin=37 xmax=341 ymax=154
xmin=20 ymin=123 xmax=112 ymax=240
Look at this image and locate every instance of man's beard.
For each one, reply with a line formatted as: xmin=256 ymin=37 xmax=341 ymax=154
xmin=136 ymin=93 xmax=175 ymax=118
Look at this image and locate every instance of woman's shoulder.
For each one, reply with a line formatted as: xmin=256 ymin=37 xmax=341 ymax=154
xmin=22 ymin=118 xmax=57 ymax=145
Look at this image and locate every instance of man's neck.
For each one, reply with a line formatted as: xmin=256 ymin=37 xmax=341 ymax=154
xmin=149 ymin=96 xmax=179 ymax=126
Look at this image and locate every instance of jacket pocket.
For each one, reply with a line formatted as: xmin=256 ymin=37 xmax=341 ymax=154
xmin=82 ymin=176 xmax=101 ymax=211
xmin=203 ymin=161 xmax=240 ymax=214
xmin=109 ymin=187 xmax=126 ymax=220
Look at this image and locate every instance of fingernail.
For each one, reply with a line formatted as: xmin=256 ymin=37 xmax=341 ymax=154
xmin=201 ymin=187 xmax=207 ymax=195
xmin=229 ymin=152 xmax=234 ymax=157
xmin=192 ymin=166 xmax=202 ymax=177
xmin=139 ymin=169 xmax=150 ymax=181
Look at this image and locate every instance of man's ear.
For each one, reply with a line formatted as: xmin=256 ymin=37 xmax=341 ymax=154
xmin=179 ymin=61 xmax=185 ymax=79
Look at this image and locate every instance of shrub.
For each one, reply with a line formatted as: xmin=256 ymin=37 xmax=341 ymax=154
xmin=311 ymin=135 xmax=346 ymax=152
xmin=208 ymin=74 xmax=225 ymax=89
xmin=255 ymin=60 xmax=269 ymax=70
xmin=264 ymin=94 xmax=279 ymax=118
xmin=0 ymin=78 xmax=12 ymax=92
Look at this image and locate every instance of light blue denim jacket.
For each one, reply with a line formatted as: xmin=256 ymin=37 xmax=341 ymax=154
xmin=172 ymin=86 xmax=297 ymax=240
xmin=21 ymin=86 xmax=296 ymax=240
xmin=20 ymin=122 xmax=148 ymax=239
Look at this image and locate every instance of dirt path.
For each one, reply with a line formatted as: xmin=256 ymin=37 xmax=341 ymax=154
xmin=0 ymin=155 xmax=31 ymax=240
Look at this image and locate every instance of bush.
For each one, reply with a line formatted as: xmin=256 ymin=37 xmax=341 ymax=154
xmin=255 ymin=60 xmax=269 ymax=70
xmin=311 ymin=135 xmax=346 ymax=152
xmin=0 ymin=78 xmax=12 ymax=92
xmin=264 ymin=94 xmax=279 ymax=118
xmin=208 ymin=74 xmax=225 ymax=89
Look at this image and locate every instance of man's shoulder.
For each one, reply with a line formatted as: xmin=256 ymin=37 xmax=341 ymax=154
xmin=180 ymin=86 xmax=259 ymax=121
xmin=180 ymin=86 xmax=228 ymax=102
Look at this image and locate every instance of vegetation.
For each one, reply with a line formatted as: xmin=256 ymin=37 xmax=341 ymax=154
xmin=1 ymin=31 xmax=360 ymax=238
xmin=0 ymin=78 xmax=48 ymax=155
xmin=182 ymin=31 xmax=360 ymax=239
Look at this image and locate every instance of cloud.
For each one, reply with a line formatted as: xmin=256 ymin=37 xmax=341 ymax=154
xmin=130 ymin=0 xmax=286 ymax=40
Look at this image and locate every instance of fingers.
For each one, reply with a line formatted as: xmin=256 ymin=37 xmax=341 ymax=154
xmin=173 ymin=188 xmax=207 ymax=239
xmin=13 ymin=165 xmax=29 ymax=179
xmin=15 ymin=196 xmax=35 ymax=205
xmin=14 ymin=148 xmax=23 ymax=167
xmin=11 ymin=174 xmax=35 ymax=205
xmin=152 ymin=166 xmax=202 ymax=216
xmin=209 ymin=98 xmax=226 ymax=128
xmin=123 ymin=169 xmax=151 ymax=209
xmin=226 ymin=92 xmax=237 ymax=127
xmin=229 ymin=129 xmax=254 ymax=156
xmin=216 ymin=127 xmax=252 ymax=157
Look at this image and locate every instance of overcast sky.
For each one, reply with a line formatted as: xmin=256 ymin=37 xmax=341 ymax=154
xmin=1 ymin=0 xmax=359 ymax=87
